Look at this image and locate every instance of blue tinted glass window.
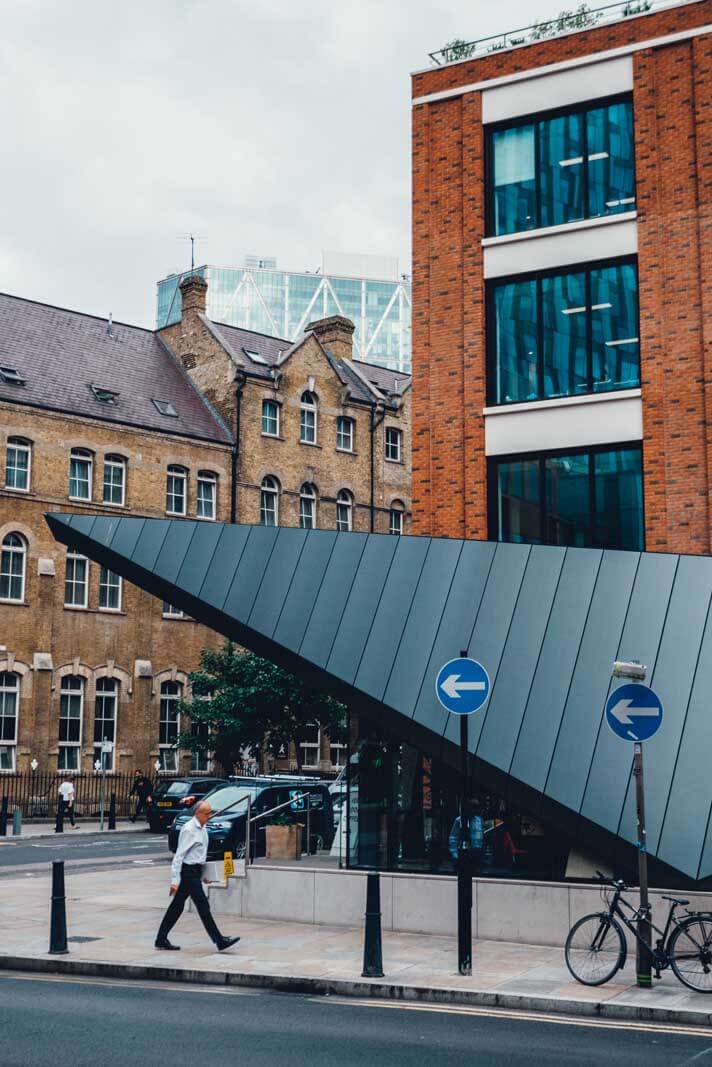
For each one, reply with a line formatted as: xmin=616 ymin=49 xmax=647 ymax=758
xmin=497 ymin=459 xmax=542 ymax=544
xmin=594 ymin=448 xmax=643 ymax=550
xmin=545 ymin=452 xmax=591 ymax=547
xmin=539 ymin=112 xmax=584 ymax=228
xmin=492 ymin=125 xmax=536 ymax=235
xmin=494 ymin=280 xmax=538 ymax=403
xmin=541 ymin=271 xmax=587 ymax=399
xmin=590 ymin=263 xmax=639 ymax=393
xmin=587 ymin=101 xmax=635 ymax=217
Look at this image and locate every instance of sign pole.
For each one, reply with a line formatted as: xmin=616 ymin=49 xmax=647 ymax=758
xmin=633 ymin=741 xmax=651 ymax=988
xmin=458 ymin=710 xmax=472 ymax=976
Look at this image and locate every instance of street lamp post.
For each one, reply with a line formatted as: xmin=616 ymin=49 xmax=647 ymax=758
xmin=30 ymin=758 xmax=38 ymax=819
xmin=94 ymin=759 xmax=104 ymax=831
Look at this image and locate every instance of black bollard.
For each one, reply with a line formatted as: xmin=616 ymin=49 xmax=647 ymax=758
xmin=0 ymin=795 xmax=8 ymax=837
xmin=108 ymin=792 xmax=116 ymax=831
xmin=55 ymin=796 xmax=64 ymax=834
xmin=361 ymin=871 xmax=384 ymax=978
xmin=49 ymin=860 xmax=68 ymax=954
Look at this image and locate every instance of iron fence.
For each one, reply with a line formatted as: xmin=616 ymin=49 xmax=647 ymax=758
xmin=0 ymin=772 xmax=178 ymax=820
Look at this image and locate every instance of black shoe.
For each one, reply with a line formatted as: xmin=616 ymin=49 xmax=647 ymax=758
xmin=155 ymin=938 xmax=180 ymax=950
xmin=216 ymin=936 xmax=240 ymax=952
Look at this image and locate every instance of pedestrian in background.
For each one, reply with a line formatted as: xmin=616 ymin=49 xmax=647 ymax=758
xmin=155 ymin=800 xmax=240 ymax=952
xmin=130 ymin=770 xmax=153 ymax=823
xmin=448 ymin=798 xmax=484 ymax=873
xmin=58 ymin=775 xmax=77 ymax=828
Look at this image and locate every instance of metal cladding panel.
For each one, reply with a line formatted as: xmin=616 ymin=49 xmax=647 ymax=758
xmin=326 ymin=535 xmax=399 ymax=685
xmin=659 ymin=608 xmax=712 ymax=879
xmin=476 ymin=545 xmax=566 ymax=773
xmin=44 ymin=513 xmax=712 ymax=881
xmin=545 ymin=550 xmax=639 ymax=811
xmin=355 ymin=535 xmax=431 ymax=702
xmin=299 ymin=533 xmax=368 ymax=668
xmin=441 ymin=541 xmax=527 ymax=751
xmin=274 ymin=531 xmax=338 ymax=654
xmin=198 ymin=525 xmax=252 ymax=609
xmin=175 ymin=522 xmax=224 ymax=598
xmin=384 ymin=538 xmax=464 ymax=717
xmin=581 ymin=552 xmax=678 ymax=836
xmin=511 ymin=548 xmax=602 ymax=792
xmin=153 ymin=521 xmax=198 ymax=585
xmin=618 ymin=557 xmax=712 ymax=851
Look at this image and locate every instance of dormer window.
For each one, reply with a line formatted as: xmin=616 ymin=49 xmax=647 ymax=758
xmin=90 ymin=384 xmax=119 ymax=405
xmin=153 ymin=398 xmax=178 ymax=418
xmin=0 ymin=366 xmax=25 ymax=386
xmin=242 ymin=347 xmax=268 ymax=365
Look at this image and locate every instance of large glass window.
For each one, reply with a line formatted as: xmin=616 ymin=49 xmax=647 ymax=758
xmin=262 ymin=400 xmax=279 ymax=437
xmin=490 ymin=260 xmax=639 ymax=404
xmin=64 ymin=551 xmax=88 ymax=608
xmin=489 ymin=97 xmax=635 ymax=236
xmin=0 ymin=672 xmax=19 ymax=771
xmin=336 ymin=416 xmax=354 ymax=452
xmin=59 ymin=676 xmax=83 ymax=770
xmin=197 ymin=471 xmax=217 ymax=520
xmin=166 ymin=465 xmax=187 ymax=515
xmin=5 ymin=437 xmax=31 ymax=491
xmin=492 ymin=446 xmax=643 ymax=551
xmin=159 ymin=681 xmax=182 ymax=771
xmin=69 ymin=449 xmax=92 ymax=500
xmin=0 ymin=533 xmax=26 ymax=602
xmin=99 ymin=567 xmax=121 ymax=611
xmin=103 ymin=455 xmax=126 ymax=506
xmin=93 ymin=678 xmax=117 ymax=771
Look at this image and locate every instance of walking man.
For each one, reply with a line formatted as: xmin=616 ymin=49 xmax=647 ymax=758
xmin=57 ymin=775 xmax=77 ymax=828
xmin=130 ymin=770 xmax=152 ymax=823
xmin=155 ymin=800 xmax=240 ymax=952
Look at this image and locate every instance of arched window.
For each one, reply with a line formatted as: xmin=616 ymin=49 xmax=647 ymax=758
xmin=300 ymin=391 xmax=317 ymax=444
xmin=166 ymin=465 xmax=187 ymax=515
xmin=299 ymin=482 xmax=317 ymax=530
xmin=260 ymin=476 xmax=279 ymax=526
xmin=59 ymin=675 xmax=83 ymax=770
xmin=159 ymin=680 xmax=182 ymax=771
xmin=103 ymin=454 xmax=126 ymax=506
xmin=94 ymin=677 xmax=118 ymax=771
xmin=389 ymin=500 xmax=405 ymax=536
xmin=69 ymin=448 xmax=93 ymax=500
xmin=197 ymin=470 xmax=217 ymax=520
xmin=0 ymin=533 xmax=26 ymax=602
xmin=336 ymin=489 xmax=353 ymax=533
xmin=0 ymin=672 xmax=19 ymax=771
xmin=5 ymin=437 xmax=31 ymax=492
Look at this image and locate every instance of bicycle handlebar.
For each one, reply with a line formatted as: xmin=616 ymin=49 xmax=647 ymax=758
xmin=595 ymin=870 xmax=627 ymax=891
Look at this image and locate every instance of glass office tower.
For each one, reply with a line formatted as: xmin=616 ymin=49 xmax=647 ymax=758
xmin=156 ymin=260 xmax=412 ymax=374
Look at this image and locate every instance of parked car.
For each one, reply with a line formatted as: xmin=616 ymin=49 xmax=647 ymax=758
xmin=167 ymin=776 xmax=334 ymax=858
xmin=147 ymin=776 xmax=227 ymax=833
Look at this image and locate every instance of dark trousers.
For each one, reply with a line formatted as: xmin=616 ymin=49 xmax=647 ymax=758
xmin=156 ymin=863 xmax=222 ymax=944
xmin=132 ymin=796 xmax=148 ymax=821
xmin=61 ymin=799 xmax=75 ymax=826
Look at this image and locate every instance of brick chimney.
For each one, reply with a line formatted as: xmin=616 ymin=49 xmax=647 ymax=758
xmin=179 ymin=273 xmax=208 ymax=317
xmin=305 ymin=315 xmax=355 ymax=362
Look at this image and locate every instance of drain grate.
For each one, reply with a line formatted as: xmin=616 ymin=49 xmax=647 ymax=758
xmin=67 ymin=936 xmax=102 ymax=943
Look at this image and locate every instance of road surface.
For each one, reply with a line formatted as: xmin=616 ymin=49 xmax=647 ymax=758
xmin=0 ymin=829 xmax=169 ymax=877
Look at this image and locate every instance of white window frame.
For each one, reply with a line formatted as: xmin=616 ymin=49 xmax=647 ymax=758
xmin=162 ymin=601 xmax=184 ymax=619
xmin=260 ymin=476 xmax=279 ymax=526
xmin=5 ymin=437 xmax=31 ymax=492
xmin=299 ymin=722 xmax=321 ymax=769
xmin=262 ymin=399 xmax=280 ymax=438
xmin=0 ymin=533 xmax=26 ymax=603
xmin=58 ymin=675 xmax=83 ymax=770
xmin=299 ymin=483 xmax=316 ymax=530
xmin=0 ymin=672 xmax=19 ymax=772
xmin=99 ymin=567 xmax=122 ymax=612
xmin=93 ymin=677 xmax=118 ymax=772
xmin=166 ymin=465 xmax=187 ymax=516
xmin=69 ymin=448 xmax=93 ymax=501
xmin=329 ymin=739 xmax=347 ymax=769
xmin=385 ymin=427 xmax=402 ymax=463
xmin=389 ymin=504 xmax=404 ymax=536
xmin=300 ymin=391 xmax=318 ymax=445
xmin=336 ymin=416 xmax=354 ymax=453
xmin=159 ymin=680 xmax=182 ymax=771
xmin=196 ymin=471 xmax=217 ymax=521
xmin=64 ymin=551 xmax=89 ymax=608
xmin=103 ymin=455 xmax=126 ymax=507
xmin=336 ymin=489 xmax=353 ymax=532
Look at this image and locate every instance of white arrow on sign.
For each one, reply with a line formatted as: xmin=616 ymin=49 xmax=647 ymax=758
xmin=609 ymin=699 xmax=660 ymax=726
xmin=440 ymin=674 xmax=486 ymax=700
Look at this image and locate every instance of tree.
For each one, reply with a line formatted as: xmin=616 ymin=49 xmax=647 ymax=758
xmin=177 ymin=644 xmax=347 ymax=775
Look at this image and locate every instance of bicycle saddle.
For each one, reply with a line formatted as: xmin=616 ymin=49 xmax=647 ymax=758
xmin=662 ymin=895 xmax=689 ymax=906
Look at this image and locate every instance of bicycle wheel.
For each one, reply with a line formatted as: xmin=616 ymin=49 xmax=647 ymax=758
xmin=565 ymin=913 xmax=626 ymax=986
xmin=669 ymin=916 xmax=712 ymax=993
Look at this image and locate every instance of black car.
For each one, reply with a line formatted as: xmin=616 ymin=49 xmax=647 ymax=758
xmin=168 ymin=776 xmax=334 ymax=858
xmin=147 ymin=776 xmax=227 ymax=832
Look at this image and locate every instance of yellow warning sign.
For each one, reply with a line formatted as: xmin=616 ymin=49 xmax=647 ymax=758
xmin=223 ymin=851 xmax=235 ymax=879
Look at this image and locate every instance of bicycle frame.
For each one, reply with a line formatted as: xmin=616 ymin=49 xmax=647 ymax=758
xmin=605 ymin=887 xmax=687 ymax=973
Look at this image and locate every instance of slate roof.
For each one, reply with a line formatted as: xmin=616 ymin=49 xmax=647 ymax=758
xmin=0 ymin=293 xmax=231 ymax=443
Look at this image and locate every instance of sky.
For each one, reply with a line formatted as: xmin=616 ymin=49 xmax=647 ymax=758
xmin=1 ymin=0 xmax=565 ymax=329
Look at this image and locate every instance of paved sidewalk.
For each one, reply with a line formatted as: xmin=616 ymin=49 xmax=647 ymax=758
xmin=0 ymin=820 xmax=147 ymax=841
xmin=1 ymin=865 xmax=712 ymax=1025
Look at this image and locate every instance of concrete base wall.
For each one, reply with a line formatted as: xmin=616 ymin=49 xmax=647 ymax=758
xmin=203 ymin=863 xmax=712 ymax=948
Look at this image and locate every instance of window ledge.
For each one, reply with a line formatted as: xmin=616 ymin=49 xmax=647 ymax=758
xmin=336 ymin=448 xmax=357 ymax=456
xmin=482 ymin=211 xmax=637 ymax=248
xmin=385 ymin=457 xmax=404 ymax=465
xmin=0 ymin=598 xmax=28 ymax=607
xmin=165 ymin=511 xmax=187 ymax=518
xmin=261 ymin=432 xmax=285 ymax=441
xmin=483 ymin=387 xmax=641 ymax=417
xmin=2 ymin=486 xmax=31 ymax=494
xmin=63 ymin=604 xmax=89 ymax=612
xmin=299 ymin=440 xmax=322 ymax=449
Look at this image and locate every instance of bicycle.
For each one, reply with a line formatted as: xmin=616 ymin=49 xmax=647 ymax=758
xmin=564 ymin=871 xmax=712 ymax=993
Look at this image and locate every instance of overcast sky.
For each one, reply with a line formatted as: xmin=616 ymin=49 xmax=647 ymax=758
xmin=1 ymin=0 xmax=564 ymax=329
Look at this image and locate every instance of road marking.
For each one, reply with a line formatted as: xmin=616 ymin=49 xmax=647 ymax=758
xmin=319 ymin=997 xmax=712 ymax=1038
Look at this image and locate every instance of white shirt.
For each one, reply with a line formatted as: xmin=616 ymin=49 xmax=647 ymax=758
xmin=170 ymin=816 xmax=208 ymax=884
xmin=58 ymin=781 xmax=75 ymax=803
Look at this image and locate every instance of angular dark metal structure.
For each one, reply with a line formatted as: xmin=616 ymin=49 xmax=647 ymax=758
xmin=46 ymin=512 xmax=712 ymax=883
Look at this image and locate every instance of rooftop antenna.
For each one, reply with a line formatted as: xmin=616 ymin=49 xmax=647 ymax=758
xmin=107 ymin=312 xmax=113 ymax=338
xmin=177 ymin=233 xmax=207 ymax=273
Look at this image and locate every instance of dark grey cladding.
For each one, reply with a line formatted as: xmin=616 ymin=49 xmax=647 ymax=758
xmin=45 ymin=512 xmax=712 ymax=883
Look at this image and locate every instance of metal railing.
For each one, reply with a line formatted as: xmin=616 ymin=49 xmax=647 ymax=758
xmin=0 ymin=772 xmax=177 ymax=819
xmin=428 ymin=0 xmax=659 ymax=65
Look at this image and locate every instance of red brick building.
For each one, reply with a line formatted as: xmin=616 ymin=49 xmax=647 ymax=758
xmin=411 ymin=0 xmax=712 ymax=554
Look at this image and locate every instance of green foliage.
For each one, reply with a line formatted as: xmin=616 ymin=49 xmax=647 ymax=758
xmin=443 ymin=38 xmax=477 ymax=62
xmin=177 ymin=644 xmax=347 ymax=775
xmin=623 ymin=1 xmax=652 ymax=15
xmin=528 ymin=5 xmax=601 ymax=41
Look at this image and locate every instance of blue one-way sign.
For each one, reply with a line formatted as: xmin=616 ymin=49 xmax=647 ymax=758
xmin=605 ymin=683 xmax=663 ymax=743
xmin=435 ymin=657 xmax=490 ymax=716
